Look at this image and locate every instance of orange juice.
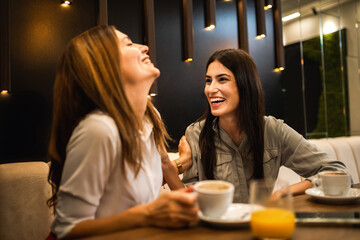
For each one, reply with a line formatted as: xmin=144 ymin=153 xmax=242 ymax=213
xmin=250 ymin=208 xmax=295 ymax=239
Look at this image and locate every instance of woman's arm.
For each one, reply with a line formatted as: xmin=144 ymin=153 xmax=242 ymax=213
xmin=170 ymin=136 xmax=193 ymax=174
xmin=270 ymin=180 xmax=313 ymax=200
xmin=161 ymin=152 xmax=184 ymax=190
xmin=66 ymin=187 xmax=198 ymax=239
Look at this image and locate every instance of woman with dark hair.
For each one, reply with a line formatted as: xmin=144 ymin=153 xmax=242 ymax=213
xmin=47 ymin=25 xmax=197 ymax=239
xmin=180 ymin=48 xmax=347 ymax=203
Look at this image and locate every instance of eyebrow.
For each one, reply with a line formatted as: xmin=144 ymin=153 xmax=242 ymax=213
xmin=121 ymin=36 xmax=131 ymax=42
xmin=205 ymin=73 xmax=231 ymax=78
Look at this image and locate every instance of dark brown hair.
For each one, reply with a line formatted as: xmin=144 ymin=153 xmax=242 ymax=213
xmin=47 ymin=25 xmax=169 ymax=208
xmin=199 ymin=49 xmax=265 ymax=179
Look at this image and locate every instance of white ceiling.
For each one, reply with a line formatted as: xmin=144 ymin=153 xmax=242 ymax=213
xmin=281 ymin=0 xmax=352 ymax=16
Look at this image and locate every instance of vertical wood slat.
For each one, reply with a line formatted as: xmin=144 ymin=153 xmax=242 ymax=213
xmin=237 ymin=0 xmax=249 ymax=52
xmin=255 ymin=0 xmax=266 ymax=36
xmin=205 ymin=0 xmax=216 ymax=29
xmin=144 ymin=0 xmax=156 ymax=65
xmin=0 ymin=0 xmax=11 ymax=92
xmin=182 ymin=0 xmax=194 ymax=61
xmin=273 ymin=0 xmax=284 ymax=68
xmin=144 ymin=0 xmax=158 ymax=95
xmin=98 ymin=0 xmax=108 ymax=25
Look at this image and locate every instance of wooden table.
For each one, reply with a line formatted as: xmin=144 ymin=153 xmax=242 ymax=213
xmin=82 ymin=184 xmax=360 ymax=240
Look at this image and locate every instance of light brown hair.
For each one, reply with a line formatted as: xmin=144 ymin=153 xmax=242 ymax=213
xmin=47 ymin=25 xmax=169 ymax=207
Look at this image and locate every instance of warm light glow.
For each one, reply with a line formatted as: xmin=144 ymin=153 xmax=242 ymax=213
xmin=149 ymin=93 xmax=157 ymax=97
xmin=256 ymin=34 xmax=266 ymax=39
xmin=274 ymin=67 xmax=284 ymax=72
xmin=356 ymin=23 xmax=359 ymax=29
xmin=185 ymin=58 xmax=193 ymax=62
xmin=323 ymin=21 xmax=338 ymax=34
xmin=223 ymin=0 xmax=232 ymax=2
xmin=282 ymin=12 xmax=300 ymax=22
xmin=264 ymin=5 xmax=272 ymax=10
xmin=61 ymin=0 xmax=72 ymax=7
xmin=205 ymin=25 xmax=215 ymax=31
xmin=1 ymin=90 xmax=9 ymax=94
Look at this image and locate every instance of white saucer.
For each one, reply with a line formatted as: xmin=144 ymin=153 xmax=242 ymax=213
xmin=198 ymin=203 xmax=261 ymax=228
xmin=305 ymin=188 xmax=360 ymax=204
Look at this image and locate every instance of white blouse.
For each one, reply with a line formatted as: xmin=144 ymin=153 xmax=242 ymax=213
xmin=51 ymin=111 xmax=163 ymax=239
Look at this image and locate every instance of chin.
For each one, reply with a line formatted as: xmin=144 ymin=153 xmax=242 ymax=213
xmin=154 ymin=69 xmax=160 ymax=78
xmin=210 ymin=110 xmax=221 ymax=117
xmin=150 ymin=66 xmax=160 ymax=78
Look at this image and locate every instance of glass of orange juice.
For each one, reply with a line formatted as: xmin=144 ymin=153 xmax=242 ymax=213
xmin=249 ymin=179 xmax=295 ymax=240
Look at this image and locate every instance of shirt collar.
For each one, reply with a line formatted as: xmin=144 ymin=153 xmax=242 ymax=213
xmin=140 ymin=116 xmax=153 ymax=141
xmin=211 ymin=117 xmax=248 ymax=151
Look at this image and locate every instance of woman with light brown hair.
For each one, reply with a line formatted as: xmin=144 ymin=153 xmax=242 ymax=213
xmin=47 ymin=25 xmax=197 ymax=239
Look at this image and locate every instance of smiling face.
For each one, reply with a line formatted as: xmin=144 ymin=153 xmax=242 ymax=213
xmin=116 ymin=30 xmax=160 ymax=84
xmin=205 ymin=60 xmax=240 ymax=119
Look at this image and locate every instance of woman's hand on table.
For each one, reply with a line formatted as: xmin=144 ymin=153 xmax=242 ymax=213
xmin=270 ymin=180 xmax=313 ymax=200
xmin=144 ymin=186 xmax=199 ymax=228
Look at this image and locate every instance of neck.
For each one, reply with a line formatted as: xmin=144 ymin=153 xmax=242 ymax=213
xmin=219 ymin=115 xmax=243 ymax=147
xmin=124 ymin=81 xmax=153 ymax=126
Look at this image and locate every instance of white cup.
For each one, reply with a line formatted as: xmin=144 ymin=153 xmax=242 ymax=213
xmin=194 ymin=180 xmax=234 ymax=218
xmin=314 ymin=171 xmax=351 ymax=196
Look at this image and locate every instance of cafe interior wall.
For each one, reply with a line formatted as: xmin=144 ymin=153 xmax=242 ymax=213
xmin=0 ymin=0 xmax=283 ymax=163
xmin=281 ymin=0 xmax=360 ymax=138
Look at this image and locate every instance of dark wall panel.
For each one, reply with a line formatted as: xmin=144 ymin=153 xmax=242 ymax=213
xmin=0 ymin=0 xmax=97 ymax=162
xmin=154 ymin=0 xmax=239 ymax=148
xmin=1 ymin=0 xmax=284 ymax=160
xmin=108 ymin=0 xmax=144 ymax=43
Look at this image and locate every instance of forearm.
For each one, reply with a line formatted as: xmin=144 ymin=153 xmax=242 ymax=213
xmin=288 ymin=180 xmax=313 ymax=196
xmin=175 ymin=135 xmax=193 ymax=174
xmin=162 ymin=155 xmax=184 ymax=190
xmin=67 ymin=189 xmax=198 ymax=238
xmin=178 ymin=155 xmax=192 ymax=172
xmin=271 ymin=180 xmax=312 ymax=200
xmin=66 ymin=204 xmax=148 ymax=239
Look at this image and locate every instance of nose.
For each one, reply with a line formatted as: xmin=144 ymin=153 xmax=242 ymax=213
xmin=205 ymin=80 xmax=219 ymax=95
xmin=136 ymin=44 xmax=149 ymax=54
xmin=209 ymin=81 xmax=219 ymax=93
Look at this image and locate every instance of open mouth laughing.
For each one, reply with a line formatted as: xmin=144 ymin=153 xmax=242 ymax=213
xmin=210 ymin=97 xmax=225 ymax=106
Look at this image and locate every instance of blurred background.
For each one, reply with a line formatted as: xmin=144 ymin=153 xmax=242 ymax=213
xmin=0 ymin=0 xmax=359 ymax=163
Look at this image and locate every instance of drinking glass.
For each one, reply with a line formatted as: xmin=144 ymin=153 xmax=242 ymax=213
xmin=249 ymin=179 xmax=295 ymax=240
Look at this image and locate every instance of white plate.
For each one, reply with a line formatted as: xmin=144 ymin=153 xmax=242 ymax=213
xmin=305 ymin=188 xmax=360 ymax=204
xmin=198 ymin=203 xmax=260 ymax=228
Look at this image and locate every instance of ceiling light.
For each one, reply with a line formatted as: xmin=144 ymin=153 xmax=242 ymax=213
xmin=282 ymin=12 xmax=300 ymax=22
xmin=61 ymin=0 xmax=72 ymax=7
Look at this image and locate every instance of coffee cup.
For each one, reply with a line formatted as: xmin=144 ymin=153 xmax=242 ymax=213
xmin=194 ymin=180 xmax=234 ymax=218
xmin=314 ymin=171 xmax=351 ymax=196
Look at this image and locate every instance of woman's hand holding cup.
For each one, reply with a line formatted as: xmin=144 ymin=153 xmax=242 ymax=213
xmin=144 ymin=186 xmax=199 ymax=228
